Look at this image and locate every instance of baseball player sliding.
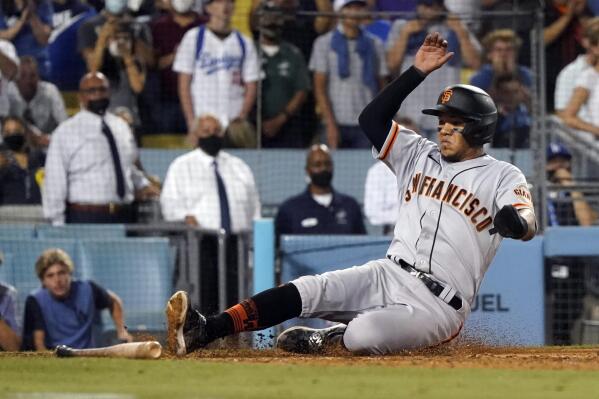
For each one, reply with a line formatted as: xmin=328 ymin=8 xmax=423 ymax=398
xmin=166 ymin=32 xmax=537 ymax=355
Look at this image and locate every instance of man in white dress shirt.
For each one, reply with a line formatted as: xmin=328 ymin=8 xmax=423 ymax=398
xmin=160 ymin=114 xmax=261 ymax=313
xmin=42 ymin=72 xmax=157 ymax=225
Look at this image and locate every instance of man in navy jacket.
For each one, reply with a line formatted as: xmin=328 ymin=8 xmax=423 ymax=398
xmin=275 ymin=144 xmax=366 ymax=237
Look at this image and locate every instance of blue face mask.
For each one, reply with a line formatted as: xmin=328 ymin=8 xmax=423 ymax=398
xmin=105 ymin=0 xmax=127 ymax=15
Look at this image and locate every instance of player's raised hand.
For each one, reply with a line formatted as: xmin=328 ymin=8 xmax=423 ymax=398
xmin=413 ymin=32 xmax=454 ymax=75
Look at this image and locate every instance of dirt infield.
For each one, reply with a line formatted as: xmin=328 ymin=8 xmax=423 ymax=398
xmin=162 ymin=342 xmax=599 ymax=371
xmin=4 ymin=341 xmax=598 ymax=371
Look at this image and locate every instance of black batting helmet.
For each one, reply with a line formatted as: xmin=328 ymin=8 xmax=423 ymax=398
xmin=422 ymin=84 xmax=498 ymax=146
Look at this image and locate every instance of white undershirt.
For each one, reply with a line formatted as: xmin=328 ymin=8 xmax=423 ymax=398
xmin=312 ymin=193 xmax=333 ymax=207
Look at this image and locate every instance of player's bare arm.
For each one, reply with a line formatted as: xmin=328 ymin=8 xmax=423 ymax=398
xmin=518 ymin=208 xmax=538 ymax=241
xmin=492 ymin=205 xmax=537 ymax=241
xmin=359 ymin=32 xmax=454 ymax=152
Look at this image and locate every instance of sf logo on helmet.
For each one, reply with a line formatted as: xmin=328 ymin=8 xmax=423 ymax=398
xmin=441 ymin=89 xmax=453 ymax=104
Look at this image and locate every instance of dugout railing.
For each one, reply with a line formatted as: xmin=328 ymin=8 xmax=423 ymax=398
xmin=125 ymin=223 xmax=252 ymax=314
xmin=0 ymin=222 xmax=252 ymax=341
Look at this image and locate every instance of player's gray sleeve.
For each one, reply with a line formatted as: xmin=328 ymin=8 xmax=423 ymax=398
xmin=377 ymin=122 xmax=435 ymax=172
xmin=494 ymin=164 xmax=534 ymax=213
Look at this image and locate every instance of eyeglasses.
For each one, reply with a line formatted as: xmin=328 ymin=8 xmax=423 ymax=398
xmin=81 ymin=87 xmax=109 ymax=94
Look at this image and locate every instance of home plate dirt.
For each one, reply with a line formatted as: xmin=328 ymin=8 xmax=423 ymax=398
xmin=165 ymin=342 xmax=599 ymax=371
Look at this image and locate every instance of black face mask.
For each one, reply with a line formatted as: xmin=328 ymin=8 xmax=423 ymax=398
xmin=310 ymin=170 xmax=333 ymax=188
xmin=260 ymin=24 xmax=283 ymax=41
xmin=3 ymin=133 xmax=26 ymax=151
xmin=87 ymin=98 xmax=110 ymax=115
xmin=198 ymin=135 xmax=224 ymax=157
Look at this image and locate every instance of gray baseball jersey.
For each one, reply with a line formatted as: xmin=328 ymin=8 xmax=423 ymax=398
xmin=382 ymin=121 xmax=534 ymax=307
xmin=291 ymin=121 xmax=535 ymax=354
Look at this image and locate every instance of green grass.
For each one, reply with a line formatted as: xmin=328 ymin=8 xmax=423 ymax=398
xmin=1 ymin=357 xmax=599 ymax=399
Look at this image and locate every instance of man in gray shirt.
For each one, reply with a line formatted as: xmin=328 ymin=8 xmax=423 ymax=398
xmin=310 ymin=0 xmax=388 ymax=149
xmin=8 ymin=56 xmax=68 ymax=148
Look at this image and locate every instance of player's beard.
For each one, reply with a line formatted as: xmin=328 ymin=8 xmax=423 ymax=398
xmin=441 ymin=153 xmax=461 ymax=162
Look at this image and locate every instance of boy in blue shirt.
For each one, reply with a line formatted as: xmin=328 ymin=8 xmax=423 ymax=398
xmin=22 ymin=248 xmax=132 ymax=350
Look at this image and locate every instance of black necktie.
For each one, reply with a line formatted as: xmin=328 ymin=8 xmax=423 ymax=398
xmin=101 ymin=120 xmax=125 ymax=199
xmin=213 ymin=160 xmax=231 ymax=232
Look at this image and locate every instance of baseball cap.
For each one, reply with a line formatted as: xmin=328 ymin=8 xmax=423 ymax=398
xmin=333 ymin=0 xmax=367 ymax=12
xmin=546 ymin=143 xmax=572 ymax=160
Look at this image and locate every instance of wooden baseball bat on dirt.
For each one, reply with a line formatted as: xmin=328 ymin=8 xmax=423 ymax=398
xmin=55 ymin=341 xmax=162 ymax=359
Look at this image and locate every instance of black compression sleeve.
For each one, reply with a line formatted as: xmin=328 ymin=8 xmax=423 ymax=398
xmin=205 ymin=283 xmax=302 ymax=340
xmin=358 ymin=66 xmax=427 ymax=152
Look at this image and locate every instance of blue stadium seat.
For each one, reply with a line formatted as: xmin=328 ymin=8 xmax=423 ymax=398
xmin=78 ymin=238 xmax=174 ymax=334
xmin=36 ymin=224 xmax=126 ymax=240
xmin=0 ymin=239 xmax=81 ymax=328
xmin=0 ymin=224 xmax=37 ymax=239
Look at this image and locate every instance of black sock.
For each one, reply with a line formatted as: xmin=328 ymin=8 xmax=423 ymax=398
xmin=205 ymin=283 xmax=302 ymax=340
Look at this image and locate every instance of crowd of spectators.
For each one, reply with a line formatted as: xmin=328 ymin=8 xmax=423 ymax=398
xmin=0 ymin=0 xmax=596 ymax=221
xmin=0 ymin=0 xmax=594 ymax=146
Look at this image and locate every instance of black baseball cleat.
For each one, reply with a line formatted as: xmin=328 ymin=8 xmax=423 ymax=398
xmin=166 ymin=291 xmax=210 ymax=356
xmin=276 ymin=324 xmax=347 ymax=354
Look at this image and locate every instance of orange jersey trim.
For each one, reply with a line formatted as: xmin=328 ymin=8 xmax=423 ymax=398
xmin=427 ymin=322 xmax=464 ymax=350
xmin=441 ymin=322 xmax=463 ymax=344
xmin=379 ymin=121 xmax=400 ymax=160
xmin=513 ymin=202 xmax=533 ymax=209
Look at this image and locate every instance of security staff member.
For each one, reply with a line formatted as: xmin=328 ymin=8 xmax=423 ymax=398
xmin=275 ymin=144 xmax=366 ymax=237
xmin=43 ymin=72 xmax=158 ymax=224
